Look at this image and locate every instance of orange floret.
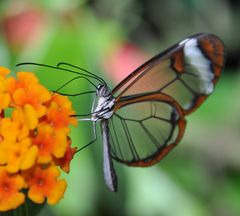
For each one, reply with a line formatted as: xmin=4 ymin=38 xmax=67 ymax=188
xmin=32 ymin=124 xmax=68 ymax=164
xmin=0 ymin=167 xmax=25 ymax=211
xmin=25 ymin=165 xmax=67 ymax=205
xmin=46 ymin=94 xmax=77 ymax=132
xmin=0 ymin=118 xmax=19 ymax=140
xmin=7 ymin=72 xmax=51 ymax=117
xmin=5 ymin=138 xmax=38 ymax=173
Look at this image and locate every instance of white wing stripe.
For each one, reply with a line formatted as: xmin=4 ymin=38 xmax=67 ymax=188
xmin=183 ymin=38 xmax=213 ymax=94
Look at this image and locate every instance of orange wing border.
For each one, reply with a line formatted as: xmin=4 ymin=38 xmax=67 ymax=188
xmin=112 ymin=92 xmax=186 ymax=166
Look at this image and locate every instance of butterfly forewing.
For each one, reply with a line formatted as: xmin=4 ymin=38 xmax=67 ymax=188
xmin=113 ymin=33 xmax=225 ymax=115
xmin=109 ymin=33 xmax=225 ymax=166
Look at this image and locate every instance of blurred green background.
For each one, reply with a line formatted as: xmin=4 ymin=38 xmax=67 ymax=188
xmin=0 ymin=0 xmax=240 ymax=215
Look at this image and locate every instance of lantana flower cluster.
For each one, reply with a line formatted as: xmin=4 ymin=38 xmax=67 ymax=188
xmin=0 ymin=66 xmax=77 ymax=211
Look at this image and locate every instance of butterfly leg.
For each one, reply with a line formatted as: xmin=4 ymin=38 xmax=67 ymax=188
xmin=76 ymin=121 xmax=97 ymax=153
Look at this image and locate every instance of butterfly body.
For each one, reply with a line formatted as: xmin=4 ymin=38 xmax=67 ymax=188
xmin=91 ymin=84 xmax=115 ymax=121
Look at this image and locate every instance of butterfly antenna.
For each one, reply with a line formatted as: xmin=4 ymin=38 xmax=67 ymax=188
xmin=16 ymin=62 xmax=105 ymax=86
xmin=57 ymin=62 xmax=106 ymax=85
xmin=53 ymin=91 xmax=96 ymax=97
xmin=52 ymin=75 xmax=97 ymax=95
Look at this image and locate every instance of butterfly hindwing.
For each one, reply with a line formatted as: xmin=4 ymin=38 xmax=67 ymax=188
xmin=109 ymin=93 xmax=186 ymax=166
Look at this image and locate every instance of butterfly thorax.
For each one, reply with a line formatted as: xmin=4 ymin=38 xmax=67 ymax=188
xmin=91 ymin=84 xmax=115 ymax=121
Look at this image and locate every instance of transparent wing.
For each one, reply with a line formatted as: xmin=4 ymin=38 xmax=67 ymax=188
xmin=108 ymin=33 xmax=225 ymax=166
xmin=109 ymin=93 xmax=186 ymax=166
xmin=112 ymin=33 xmax=225 ymax=114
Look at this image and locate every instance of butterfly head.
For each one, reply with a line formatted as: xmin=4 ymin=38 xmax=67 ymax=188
xmin=97 ymin=84 xmax=112 ymax=97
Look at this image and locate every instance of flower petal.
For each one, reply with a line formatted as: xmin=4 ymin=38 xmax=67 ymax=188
xmin=24 ymin=104 xmax=38 ymax=130
xmin=20 ymin=145 xmax=38 ymax=170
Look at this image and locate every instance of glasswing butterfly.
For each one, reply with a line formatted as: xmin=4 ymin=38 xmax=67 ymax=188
xmin=17 ymin=33 xmax=225 ymax=192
